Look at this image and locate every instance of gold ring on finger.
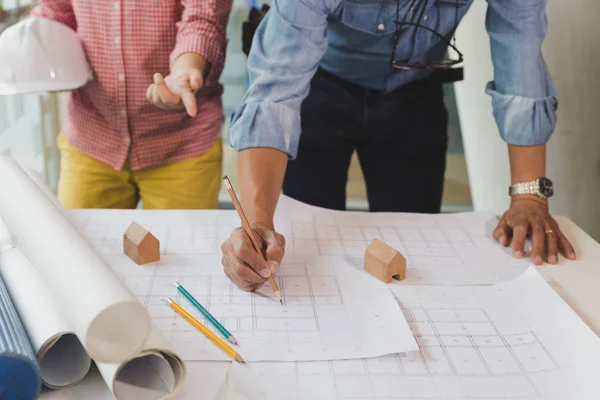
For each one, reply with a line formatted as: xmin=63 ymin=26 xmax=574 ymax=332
xmin=545 ymin=229 xmax=554 ymax=234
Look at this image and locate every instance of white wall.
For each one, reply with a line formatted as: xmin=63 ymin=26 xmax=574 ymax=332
xmin=454 ymin=0 xmax=600 ymax=240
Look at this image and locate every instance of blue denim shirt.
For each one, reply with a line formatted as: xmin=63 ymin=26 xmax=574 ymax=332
xmin=229 ymin=0 xmax=557 ymax=159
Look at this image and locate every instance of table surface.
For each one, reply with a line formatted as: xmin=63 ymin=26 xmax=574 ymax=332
xmin=537 ymin=216 xmax=600 ymax=336
xmin=37 ymin=215 xmax=600 ymax=399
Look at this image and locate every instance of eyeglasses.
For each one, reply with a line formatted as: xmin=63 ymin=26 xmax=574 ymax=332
xmin=391 ymin=0 xmax=464 ymax=71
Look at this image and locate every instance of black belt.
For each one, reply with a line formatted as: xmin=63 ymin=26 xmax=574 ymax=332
xmin=430 ymin=67 xmax=464 ymax=83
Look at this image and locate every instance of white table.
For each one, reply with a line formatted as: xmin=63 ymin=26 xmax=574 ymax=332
xmin=38 ymin=216 xmax=600 ymax=399
xmin=538 ymin=216 xmax=600 ymax=336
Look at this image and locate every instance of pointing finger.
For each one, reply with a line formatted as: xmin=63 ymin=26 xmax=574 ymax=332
xmin=180 ymin=90 xmax=197 ymax=117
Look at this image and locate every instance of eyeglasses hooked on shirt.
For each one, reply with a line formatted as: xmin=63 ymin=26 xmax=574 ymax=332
xmin=390 ymin=0 xmax=464 ymax=71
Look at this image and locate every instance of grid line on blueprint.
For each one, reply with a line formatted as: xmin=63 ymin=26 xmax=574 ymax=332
xmin=278 ymin=210 xmax=526 ymax=285
xmin=249 ymin=296 xmax=565 ymax=399
xmin=76 ymin=212 xmax=413 ymax=362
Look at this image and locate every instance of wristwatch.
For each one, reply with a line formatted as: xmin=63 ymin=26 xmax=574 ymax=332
xmin=509 ymin=177 xmax=554 ymax=199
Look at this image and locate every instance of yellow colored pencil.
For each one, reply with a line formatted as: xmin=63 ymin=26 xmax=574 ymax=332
xmin=162 ymin=297 xmax=245 ymax=363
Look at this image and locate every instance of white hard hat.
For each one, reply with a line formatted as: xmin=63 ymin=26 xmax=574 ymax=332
xmin=0 ymin=17 xmax=93 ymax=96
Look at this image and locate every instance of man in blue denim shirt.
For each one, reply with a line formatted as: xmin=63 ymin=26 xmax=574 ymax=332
xmin=221 ymin=0 xmax=576 ymax=292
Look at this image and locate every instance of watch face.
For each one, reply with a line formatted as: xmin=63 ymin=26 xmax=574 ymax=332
xmin=539 ymin=178 xmax=554 ymax=197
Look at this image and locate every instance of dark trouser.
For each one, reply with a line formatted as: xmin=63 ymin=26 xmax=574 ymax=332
xmin=282 ymin=68 xmax=449 ymax=213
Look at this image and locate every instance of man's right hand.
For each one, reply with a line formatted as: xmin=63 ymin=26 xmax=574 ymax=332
xmin=221 ymin=224 xmax=286 ymax=292
xmin=221 ymin=147 xmax=289 ymax=291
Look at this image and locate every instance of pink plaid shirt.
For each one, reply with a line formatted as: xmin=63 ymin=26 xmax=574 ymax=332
xmin=32 ymin=0 xmax=232 ymax=171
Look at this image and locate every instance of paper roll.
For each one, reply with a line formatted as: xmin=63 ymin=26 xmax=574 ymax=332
xmin=0 ymin=271 xmax=41 ymax=399
xmin=0 ymin=217 xmax=91 ymax=389
xmin=20 ymin=162 xmax=187 ymax=398
xmin=0 ymin=156 xmax=151 ymax=363
xmin=96 ymin=326 xmax=186 ymax=399
xmin=21 ymin=165 xmax=75 ymax=223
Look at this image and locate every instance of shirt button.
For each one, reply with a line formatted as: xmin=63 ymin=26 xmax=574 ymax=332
xmin=120 ymin=108 xmax=126 ymax=117
xmin=118 ymin=74 xmax=125 ymax=82
xmin=114 ymin=1 xmax=120 ymax=9
xmin=114 ymin=37 xmax=121 ymax=45
xmin=124 ymin=137 xmax=130 ymax=144
xmin=377 ymin=23 xmax=385 ymax=31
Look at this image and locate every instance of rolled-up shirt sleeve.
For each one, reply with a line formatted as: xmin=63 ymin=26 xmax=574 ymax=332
xmin=170 ymin=0 xmax=233 ymax=87
xmin=31 ymin=0 xmax=77 ymax=31
xmin=485 ymin=0 xmax=557 ymax=146
xmin=228 ymin=0 xmax=335 ymax=159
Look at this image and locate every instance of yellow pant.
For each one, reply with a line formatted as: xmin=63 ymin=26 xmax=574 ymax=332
xmin=56 ymin=133 xmax=222 ymax=209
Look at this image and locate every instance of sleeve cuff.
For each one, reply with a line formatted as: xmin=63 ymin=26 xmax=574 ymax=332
xmin=228 ymin=102 xmax=301 ymax=159
xmin=170 ymin=35 xmax=227 ymax=86
xmin=486 ymin=81 xmax=558 ymax=146
xmin=30 ymin=4 xmax=77 ymax=31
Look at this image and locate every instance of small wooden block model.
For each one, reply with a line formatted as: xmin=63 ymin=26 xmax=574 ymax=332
xmin=364 ymin=239 xmax=406 ymax=283
xmin=123 ymin=222 xmax=160 ymax=265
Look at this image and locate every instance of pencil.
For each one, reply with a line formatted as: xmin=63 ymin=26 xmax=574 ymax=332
xmin=174 ymin=281 xmax=239 ymax=345
xmin=223 ymin=176 xmax=283 ymax=305
xmin=162 ymin=297 xmax=245 ymax=363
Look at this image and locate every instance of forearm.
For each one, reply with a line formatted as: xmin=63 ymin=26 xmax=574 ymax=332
xmin=508 ymin=144 xmax=547 ymax=204
xmin=238 ymin=148 xmax=288 ymax=229
xmin=171 ymin=0 xmax=232 ymax=85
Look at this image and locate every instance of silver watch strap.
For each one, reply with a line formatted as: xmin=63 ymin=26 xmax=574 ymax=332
xmin=509 ymin=180 xmax=544 ymax=198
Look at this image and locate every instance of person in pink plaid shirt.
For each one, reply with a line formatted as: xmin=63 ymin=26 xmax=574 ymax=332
xmin=32 ymin=0 xmax=233 ymax=209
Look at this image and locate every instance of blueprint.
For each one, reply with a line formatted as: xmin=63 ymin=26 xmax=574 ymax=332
xmin=273 ymin=195 xmax=529 ymax=286
xmin=218 ymin=268 xmax=600 ymax=399
xmin=71 ymin=209 xmax=417 ymax=362
xmin=65 ymin=197 xmax=600 ymax=399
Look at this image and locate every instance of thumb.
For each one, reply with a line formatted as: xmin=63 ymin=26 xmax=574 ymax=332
xmin=262 ymin=231 xmax=285 ymax=275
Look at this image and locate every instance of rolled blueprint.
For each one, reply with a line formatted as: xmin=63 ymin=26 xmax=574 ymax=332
xmin=22 ymin=165 xmax=77 ymax=224
xmin=0 ymin=266 xmax=41 ymax=399
xmin=22 ymin=164 xmax=187 ymax=399
xmin=96 ymin=326 xmax=186 ymax=400
xmin=0 ymin=216 xmax=91 ymax=389
xmin=0 ymin=156 xmax=151 ymax=363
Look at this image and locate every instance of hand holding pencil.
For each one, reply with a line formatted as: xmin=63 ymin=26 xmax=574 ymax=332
xmin=221 ymin=176 xmax=285 ymax=304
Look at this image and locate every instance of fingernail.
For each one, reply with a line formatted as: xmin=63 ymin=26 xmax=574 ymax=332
xmin=499 ymin=236 xmax=507 ymax=246
xmin=534 ymin=255 xmax=543 ymax=265
xmin=568 ymin=252 xmax=577 ymax=260
xmin=548 ymin=255 xmax=558 ymax=264
xmin=514 ymin=251 xmax=523 ymax=259
xmin=513 ymin=250 xmax=523 ymax=258
xmin=259 ymin=266 xmax=271 ymax=278
xmin=268 ymin=260 xmax=279 ymax=272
